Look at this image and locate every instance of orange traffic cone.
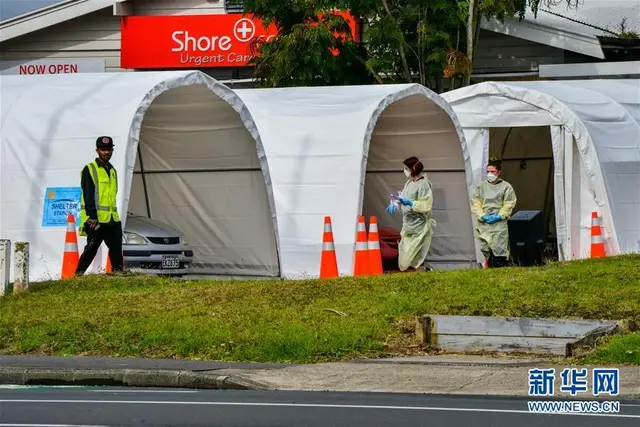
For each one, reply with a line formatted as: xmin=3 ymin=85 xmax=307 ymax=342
xmin=61 ymin=214 xmax=79 ymax=278
xmin=320 ymin=216 xmax=339 ymax=279
xmin=353 ymin=215 xmax=370 ymax=276
xmin=105 ymin=249 xmax=124 ymax=273
xmin=105 ymin=251 xmax=112 ymax=273
xmin=590 ymin=211 xmax=606 ymax=258
xmin=367 ymin=216 xmax=383 ymax=275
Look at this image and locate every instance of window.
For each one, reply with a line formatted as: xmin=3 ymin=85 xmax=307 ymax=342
xmin=224 ymin=0 xmax=244 ymax=14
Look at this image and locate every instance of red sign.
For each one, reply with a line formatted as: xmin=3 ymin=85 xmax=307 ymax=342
xmin=120 ymin=13 xmax=359 ymax=69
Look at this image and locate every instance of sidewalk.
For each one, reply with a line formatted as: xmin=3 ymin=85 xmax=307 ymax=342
xmin=1 ymin=355 xmax=638 ymax=398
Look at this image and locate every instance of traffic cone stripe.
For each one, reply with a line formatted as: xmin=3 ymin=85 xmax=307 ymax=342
xmin=357 ymin=223 xmax=366 ymax=232
xmin=324 ymin=223 xmax=332 ymax=232
xmin=369 ymin=222 xmax=378 ymax=232
xmin=355 ymin=241 xmax=368 ymax=251
xmin=322 ymin=241 xmax=335 ymax=251
xmin=367 ymin=240 xmax=380 ymax=250
xmin=64 ymin=242 xmax=78 ymax=252
xmin=591 ymin=234 xmax=604 ymax=244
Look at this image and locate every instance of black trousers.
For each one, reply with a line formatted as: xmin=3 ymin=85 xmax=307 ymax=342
xmin=75 ymin=220 xmax=124 ymax=275
xmin=487 ymin=250 xmax=509 ymax=268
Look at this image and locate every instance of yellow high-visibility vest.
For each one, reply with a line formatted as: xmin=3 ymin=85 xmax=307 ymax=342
xmin=79 ymin=160 xmax=120 ymax=236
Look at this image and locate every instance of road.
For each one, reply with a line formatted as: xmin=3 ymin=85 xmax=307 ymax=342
xmin=0 ymin=386 xmax=638 ymax=427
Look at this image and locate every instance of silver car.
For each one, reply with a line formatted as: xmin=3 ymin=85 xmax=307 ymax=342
xmin=122 ymin=213 xmax=194 ymax=276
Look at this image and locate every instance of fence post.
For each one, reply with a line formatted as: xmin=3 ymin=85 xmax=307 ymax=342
xmin=0 ymin=239 xmax=10 ymax=296
xmin=13 ymin=242 xmax=29 ymax=294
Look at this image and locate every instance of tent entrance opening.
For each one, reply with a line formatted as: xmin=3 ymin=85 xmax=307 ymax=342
xmin=362 ymin=94 xmax=478 ymax=272
xmin=129 ymin=84 xmax=280 ymax=277
xmin=488 ymin=126 xmax=558 ymax=261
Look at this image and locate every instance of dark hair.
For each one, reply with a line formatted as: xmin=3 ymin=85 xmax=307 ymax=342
xmin=487 ymin=158 xmax=502 ymax=172
xmin=403 ymin=156 xmax=424 ymax=176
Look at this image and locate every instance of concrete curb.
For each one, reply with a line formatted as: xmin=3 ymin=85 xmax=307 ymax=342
xmin=0 ymin=368 xmax=272 ymax=390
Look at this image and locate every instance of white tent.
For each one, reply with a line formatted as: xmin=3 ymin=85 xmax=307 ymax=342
xmin=234 ymin=84 xmax=478 ymax=277
xmin=0 ymin=70 xmax=478 ymax=282
xmin=0 ymin=70 xmax=280 ymax=281
xmin=441 ymin=80 xmax=640 ymax=262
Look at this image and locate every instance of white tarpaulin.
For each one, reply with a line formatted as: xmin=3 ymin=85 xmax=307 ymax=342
xmin=442 ymin=80 xmax=640 ymax=260
xmin=235 ymin=84 xmax=478 ymax=277
xmin=0 ymin=71 xmax=478 ymax=282
xmin=0 ymin=70 xmax=278 ymax=281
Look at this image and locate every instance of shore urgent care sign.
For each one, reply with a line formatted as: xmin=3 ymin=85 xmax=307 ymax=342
xmin=120 ymin=13 xmax=360 ymax=69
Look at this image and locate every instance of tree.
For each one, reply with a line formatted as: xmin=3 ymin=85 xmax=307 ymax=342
xmin=461 ymin=0 xmax=584 ymax=86
xmin=243 ymin=0 xmax=586 ymax=89
xmin=244 ymin=0 xmax=466 ymax=90
xmin=243 ymin=1 xmax=374 ymax=87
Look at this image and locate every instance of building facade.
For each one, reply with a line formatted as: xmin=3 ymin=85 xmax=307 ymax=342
xmin=0 ymin=0 xmax=638 ymax=83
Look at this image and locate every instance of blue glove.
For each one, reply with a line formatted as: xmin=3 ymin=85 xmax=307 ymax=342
xmin=399 ymin=197 xmax=413 ymax=207
xmin=481 ymin=215 xmax=491 ymax=223
xmin=386 ymin=201 xmax=396 ymax=215
xmin=486 ymin=214 xmax=502 ymax=224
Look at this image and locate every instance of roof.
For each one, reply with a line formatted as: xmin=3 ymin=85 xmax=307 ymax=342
xmin=481 ymin=0 xmax=640 ymax=59
xmin=0 ymin=0 xmax=114 ymax=43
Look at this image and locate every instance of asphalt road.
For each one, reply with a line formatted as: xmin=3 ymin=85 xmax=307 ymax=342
xmin=0 ymin=386 xmax=638 ymax=427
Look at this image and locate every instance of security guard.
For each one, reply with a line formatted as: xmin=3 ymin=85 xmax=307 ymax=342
xmin=75 ymin=136 xmax=124 ymax=275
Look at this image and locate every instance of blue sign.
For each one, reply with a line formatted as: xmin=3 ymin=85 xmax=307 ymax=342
xmin=42 ymin=187 xmax=81 ymax=227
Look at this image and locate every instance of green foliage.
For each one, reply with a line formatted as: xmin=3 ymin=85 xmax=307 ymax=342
xmin=240 ymin=1 xmax=585 ymax=88
xmin=0 ymin=255 xmax=638 ymax=364
xmin=244 ymin=0 xmax=373 ymax=87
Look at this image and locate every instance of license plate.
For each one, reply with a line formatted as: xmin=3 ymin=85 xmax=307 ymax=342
xmin=161 ymin=256 xmax=180 ymax=269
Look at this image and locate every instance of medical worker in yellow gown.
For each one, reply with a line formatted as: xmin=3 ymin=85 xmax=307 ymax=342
xmin=388 ymin=156 xmax=437 ymax=272
xmin=471 ymin=159 xmax=517 ymax=268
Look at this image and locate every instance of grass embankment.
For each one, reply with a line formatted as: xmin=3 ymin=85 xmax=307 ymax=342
xmin=0 ymin=255 xmax=638 ymax=364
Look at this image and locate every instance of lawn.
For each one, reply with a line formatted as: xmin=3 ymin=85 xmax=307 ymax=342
xmin=0 ymin=255 xmax=638 ymax=364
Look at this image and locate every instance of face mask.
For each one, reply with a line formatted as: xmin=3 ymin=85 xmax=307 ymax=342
xmin=487 ymin=173 xmax=498 ymax=183
xmin=404 ymin=169 xmax=411 ymax=178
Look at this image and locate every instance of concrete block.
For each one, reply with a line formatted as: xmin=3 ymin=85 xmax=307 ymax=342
xmin=416 ymin=314 xmax=619 ymax=357
xmin=178 ymin=371 xmax=219 ymax=389
xmin=0 ymin=239 xmax=11 ymax=296
xmin=224 ymin=374 xmax=273 ymax=390
xmin=72 ymin=369 xmax=126 ymax=386
xmin=13 ymin=242 xmax=29 ymax=293
xmin=122 ymin=369 xmax=180 ymax=387
xmin=24 ymin=368 xmax=76 ymax=385
xmin=0 ymin=368 xmax=27 ymax=384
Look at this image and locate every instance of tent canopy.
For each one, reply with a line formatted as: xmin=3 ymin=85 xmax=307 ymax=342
xmin=0 ymin=70 xmax=278 ymax=281
xmin=235 ymin=84 xmax=478 ymax=277
xmin=442 ymin=80 xmax=640 ymax=260
xmin=1 ymin=71 xmax=478 ymax=281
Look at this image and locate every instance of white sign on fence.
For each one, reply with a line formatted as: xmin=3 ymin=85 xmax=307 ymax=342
xmin=0 ymin=58 xmax=105 ymax=75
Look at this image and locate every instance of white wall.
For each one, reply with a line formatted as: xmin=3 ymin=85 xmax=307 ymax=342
xmin=0 ymin=0 xmax=229 ymax=74
xmin=0 ymin=8 xmax=123 ymax=72
xmin=133 ymin=0 xmax=226 ymax=15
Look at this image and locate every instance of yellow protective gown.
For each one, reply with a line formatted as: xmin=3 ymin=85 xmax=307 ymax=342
xmin=471 ymin=179 xmax=517 ymax=258
xmin=398 ymin=174 xmax=437 ymax=271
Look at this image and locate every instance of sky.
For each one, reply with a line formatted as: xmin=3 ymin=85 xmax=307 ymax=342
xmin=0 ymin=0 xmax=61 ymax=21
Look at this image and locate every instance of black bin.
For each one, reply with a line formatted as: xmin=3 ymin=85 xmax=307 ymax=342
xmin=507 ymin=210 xmax=546 ymax=267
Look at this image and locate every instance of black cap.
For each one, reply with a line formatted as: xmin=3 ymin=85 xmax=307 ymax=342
xmin=96 ymin=136 xmax=114 ymax=149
